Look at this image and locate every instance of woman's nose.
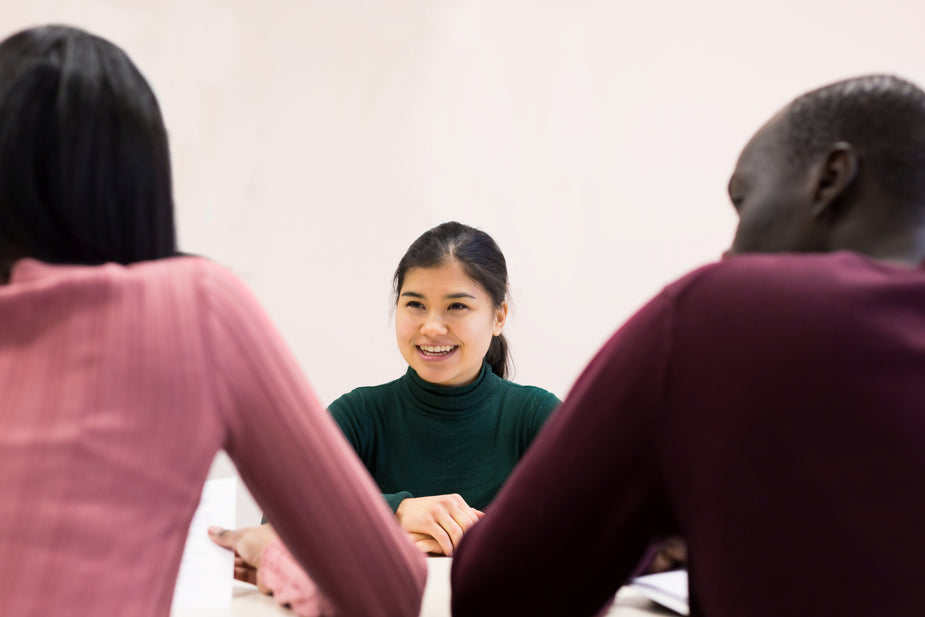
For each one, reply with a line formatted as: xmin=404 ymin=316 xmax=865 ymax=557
xmin=420 ymin=312 xmax=448 ymax=335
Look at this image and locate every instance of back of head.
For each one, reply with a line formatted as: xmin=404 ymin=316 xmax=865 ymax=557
xmin=394 ymin=221 xmax=511 ymax=378
xmin=0 ymin=25 xmax=176 ymax=272
xmin=783 ymin=74 xmax=925 ymax=212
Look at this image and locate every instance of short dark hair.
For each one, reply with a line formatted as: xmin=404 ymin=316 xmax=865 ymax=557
xmin=0 ymin=25 xmax=176 ymax=269
xmin=394 ymin=222 xmax=511 ymax=379
xmin=782 ymin=74 xmax=925 ymax=208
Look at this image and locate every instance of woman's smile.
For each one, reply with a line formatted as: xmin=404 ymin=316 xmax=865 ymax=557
xmin=416 ymin=345 xmax=459 ymax=361
xmin=396 ymin=261 xmax=505 ymax=386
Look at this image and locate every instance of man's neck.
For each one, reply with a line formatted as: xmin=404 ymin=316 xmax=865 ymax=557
xmin=831 ymin=228 xmax=925 ymax=267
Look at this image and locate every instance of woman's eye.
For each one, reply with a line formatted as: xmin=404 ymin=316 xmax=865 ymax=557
xmin=405 ymin=301 xmax=424 ymax=309
xmin=448 ymin=303 xmax=469 ymax=311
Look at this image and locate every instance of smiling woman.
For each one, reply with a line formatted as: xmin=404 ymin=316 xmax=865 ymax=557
xmin=333 ymin=221 xmax=559 ymax=555
xmin=215 ymin=223 xmax=560 ymax=613
xmin=396 ymin=256 xmax=507 ymax=387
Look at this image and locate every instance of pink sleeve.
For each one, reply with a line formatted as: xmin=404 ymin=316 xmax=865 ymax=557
xmin=199 ymin=263 xmax=426 ymax=617
xmin=259 ymin=538 xmax=333 ymax=617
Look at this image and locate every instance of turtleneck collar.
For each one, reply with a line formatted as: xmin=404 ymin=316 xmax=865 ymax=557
xmin=400 ymin=361 xmax=500 ymax=418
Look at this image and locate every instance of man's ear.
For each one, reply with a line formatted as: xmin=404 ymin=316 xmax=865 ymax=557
xmin=811 ymin=141 xmax=858 ymax=219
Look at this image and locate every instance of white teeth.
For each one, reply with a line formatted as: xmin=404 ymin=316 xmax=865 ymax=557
xmin=420 ymin=345 xmax=454 ymax=353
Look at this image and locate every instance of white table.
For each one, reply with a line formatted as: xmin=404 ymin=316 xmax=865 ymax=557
xmin=173 ymin=557 xmax=669 ymax=616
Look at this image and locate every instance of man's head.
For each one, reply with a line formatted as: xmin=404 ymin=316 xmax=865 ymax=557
xmin=727 ymin=75 xmax=925 ymax=263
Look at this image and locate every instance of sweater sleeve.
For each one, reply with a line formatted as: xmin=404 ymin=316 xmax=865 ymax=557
xmin=259 ymin=538 xmax=332 ymax=617
xmin=451 ymin=291 xmax=676 ymax=617
xmin=199 ymin=263 xmax=426 ymax=617
xmin=329 ymin=391 xmax=414 ymax=513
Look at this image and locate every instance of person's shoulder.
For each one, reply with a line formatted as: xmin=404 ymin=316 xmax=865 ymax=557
xmin=124 ymin=258 xmax=275 ymax=330
xmin=158 ymin=256 xmax=241 ymax=287
xmin=110 ymin=255 xmax=232 ymax=291
xmin=662 ymin=252 xmax=875 ymax=305
xmin=329 ymin=375 xmax=405 ymax=415
xmin=492 ymin=375 xmax=561 ymax=410
xmin=64 ymin=256 xmax=229 ymax=299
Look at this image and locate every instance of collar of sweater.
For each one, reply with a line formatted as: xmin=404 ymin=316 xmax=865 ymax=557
xmin=400 ymin=362 xmax=500 ymax=417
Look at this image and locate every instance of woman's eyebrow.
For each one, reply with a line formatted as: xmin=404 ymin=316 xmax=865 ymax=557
xmin=400 ymin=291 xmax=477 ymax=300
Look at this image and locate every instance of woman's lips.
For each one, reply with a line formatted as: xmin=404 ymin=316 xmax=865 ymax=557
xmin=416 ymin=345 xmax=458 ymax=361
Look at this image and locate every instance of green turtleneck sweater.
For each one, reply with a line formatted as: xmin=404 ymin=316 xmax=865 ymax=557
xmin=329 ymin=362 xmax=560 ymax=512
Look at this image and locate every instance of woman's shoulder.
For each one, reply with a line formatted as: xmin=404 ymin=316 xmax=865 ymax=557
xmin=492 ymin=375 xmax=562 ymax=410
xmin=328 ymin=375 xmax=405 ymax=415
xmin=6 ymin=256 xmax=238 ymax=311
xmin=9 ymin=254 xmax=213 ymax=285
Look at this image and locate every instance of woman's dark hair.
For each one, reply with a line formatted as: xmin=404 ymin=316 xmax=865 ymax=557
xmin=394 ymin=221 xmax=511 ymax=379
xmin=0 ymin=25 xmax=176 ymax=276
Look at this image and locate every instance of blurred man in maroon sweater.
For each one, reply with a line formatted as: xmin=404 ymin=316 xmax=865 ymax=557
xmin=452 ymin=74 xmax=925 ymax=617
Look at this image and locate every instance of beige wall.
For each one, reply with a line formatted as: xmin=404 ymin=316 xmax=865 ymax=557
xmin=7 ymin=0 xmax=925 ymax=524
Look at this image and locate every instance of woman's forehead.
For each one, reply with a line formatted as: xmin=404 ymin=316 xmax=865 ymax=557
xmin=401 ymin=262 xmax=485 ymax=296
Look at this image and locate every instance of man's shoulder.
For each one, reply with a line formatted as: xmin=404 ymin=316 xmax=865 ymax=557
xmin=663 ymin=252 xmax=876 ymax=304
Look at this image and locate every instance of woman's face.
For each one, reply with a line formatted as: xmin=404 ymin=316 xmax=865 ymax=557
xmin=396 ymin=261 xmax=507 ymax=387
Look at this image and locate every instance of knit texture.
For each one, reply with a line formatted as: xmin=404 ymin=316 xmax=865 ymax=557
xmin=0 ymin=257 xmax=425 ymax=617
xmin=330 ymin=362 xmax=560 ymax=512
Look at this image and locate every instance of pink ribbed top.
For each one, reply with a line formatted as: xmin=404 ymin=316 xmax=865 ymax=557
xmin=0 ymin=257 xmax=425 ymax=617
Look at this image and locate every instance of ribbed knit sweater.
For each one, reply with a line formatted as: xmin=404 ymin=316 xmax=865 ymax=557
xmin=330 ymin=362 xmax=560 ymax=511
xmin=0 ymin=257 xmax=425 ymax=617
xmin=453 ymin=252 xmax=925 ymax=617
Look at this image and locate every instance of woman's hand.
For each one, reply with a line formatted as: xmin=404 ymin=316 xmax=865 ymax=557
xmin=645 ymin=537 xmax=688 ymax=573
xmin=395 ymin=494 xmax=483 ymax=556
xmin=208 ymin=523 xmax=278 ymax=593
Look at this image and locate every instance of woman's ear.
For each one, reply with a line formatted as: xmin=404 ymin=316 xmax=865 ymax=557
xmin=493 ymin=301 xmax=509 ymax=336
xmin=811 ymin=141 xmax=859 ymax=219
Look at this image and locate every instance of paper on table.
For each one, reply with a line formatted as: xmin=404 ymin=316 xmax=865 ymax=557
xmin=628 ymin=569 xmax=689 ymax=616
xmin=171 ymin=477 xmax=237 ymax=612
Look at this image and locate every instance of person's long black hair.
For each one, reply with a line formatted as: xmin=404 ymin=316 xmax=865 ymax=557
xmin=0 ymin=25 xmax=177 ymax=280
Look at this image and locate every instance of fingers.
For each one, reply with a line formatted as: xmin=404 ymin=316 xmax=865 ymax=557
xmin=645 ymin=537 xmax=688 ymax=573
xmin=413 ymin=537 xmax=444 ymax=555
xmin=423 ymin=495 xmax=479 ymax=555
xmin=431 ymin=511 xmax=463 ymax=556
xmin=208 ymin=526 xmax=240 ymax=551
xmin=209 ymin=524 xmax=276 ymax=567
xmin=234 ymin=564 xmax=258 ymax=586
xmin=647 ymin=552 xmax=673 ymax=574
xmin=449 ymin=503 xmax=480 ymax=530
xmin=396 ymin=494 xmax=483 ymax=556
xmin=408 ymin=532 xmax=449 ymax=556
xmin=661 ymin=537 xmax=687 ymax=564
xmin=407 ymin=532 xmax=429 ymax=540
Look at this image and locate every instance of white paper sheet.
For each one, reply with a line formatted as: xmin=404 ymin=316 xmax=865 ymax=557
xmin=171 ymin=477 xmax=237 ymax=612
xmin=629 ymin=569 xmax=689 ymax=615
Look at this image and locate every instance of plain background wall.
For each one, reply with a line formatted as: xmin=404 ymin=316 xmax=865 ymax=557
xmin=6 ymin=1 xmax=925 ymax=525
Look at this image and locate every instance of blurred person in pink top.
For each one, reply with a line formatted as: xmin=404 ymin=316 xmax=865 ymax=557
xmin=0 ymin=25 xmax=425 ymax=617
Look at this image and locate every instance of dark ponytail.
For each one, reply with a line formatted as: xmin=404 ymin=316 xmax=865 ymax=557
xmin=394 ymin=222 xmax=511 ymax=379
xmin=483 ymin=334 xmax=509 ymax=380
